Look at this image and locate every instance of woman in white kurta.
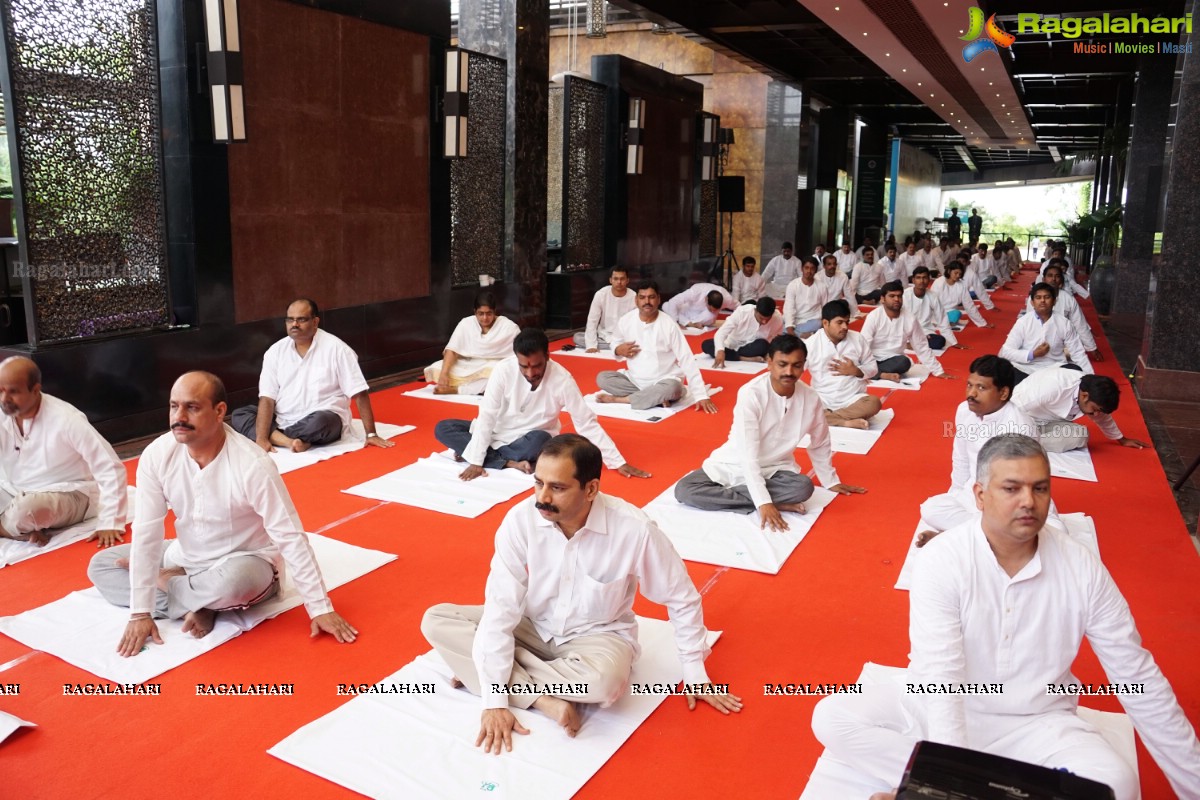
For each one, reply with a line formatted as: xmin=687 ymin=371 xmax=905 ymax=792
xmin=423 ymin=292 xmax=519 ymax=395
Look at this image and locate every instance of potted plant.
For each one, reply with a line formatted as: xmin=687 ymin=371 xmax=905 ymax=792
xmin=1079 ymin=203 xmax=1122 ymax=314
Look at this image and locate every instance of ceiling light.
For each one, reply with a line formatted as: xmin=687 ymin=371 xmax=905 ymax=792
xmin=902 ymin=68 xmax=907 ymax=72
xmin=917 ymin=82 xmax=922 ymax=86
xmin=1000 ymin=104 xmax=1005 ymax=107
xmin=885 ymin=52 xmax=890 ymax=56
xmin=862 ymin=31 xmax=868 ymax=36
xmin=930 ymin=93 xmax=934 ymax=97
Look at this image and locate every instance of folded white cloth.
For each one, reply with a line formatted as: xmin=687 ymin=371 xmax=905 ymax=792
xmin=681 ymin=326 xmax=716 ymax=336
xmin=0 ymin=486 xmax=137 ymax=569
xmin=798 ymin=662 xmax=1138 ymax=800
xmin=1048 ymin=447 xmax=1098 ymax=482
xmin=268 ymin=617 xmax=720 ymax=800
xmin=270 ymin=421 xmax=414 ymax=475
xmin=585 ymin=386 xmax=724 ymax=424
xmin=554 ymin=348 xmax=619 ymax=362
xmin=643 ymin=484 xmax=837 ymax=574
xmin=867 ymin=365 xmax=930 ymax=391
xmin=342 ymin=451 xmax=534 ymax=518
xmin=0 ymin=534 xmax=396 ymax=684
xmin=799 ymin=408 xmax=895 ymax=455
xmin=0 ymin=710 xmax=35 ymax=744
xmin=692 ymin=354 xmax=768 ymax=376
xmin=401 ymin=386 xmax=486 ymax=406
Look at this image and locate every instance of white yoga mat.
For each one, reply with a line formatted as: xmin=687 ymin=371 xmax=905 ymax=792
xmin=0 ymin=534 xmax=396 ymax=684
xmin=799 ymin=408 xmax=895 ymax=456
xmin=401 ymin=385 xmax=486 ymax=406
xmin=585 ymin=386 xmax=723 ymax=424
xmin=554 ymin=347 xmax=618 ymax=362
xmin=799 ymin=662 xmax=1138 ymax=800
xmin=681 ymin=326 xmax=716 ymax=336
xmin=0 ymin=710 xmax=35 ymax=744
xmin=894 ymin=512 xmax=1100 ymax=592
xmin=269 ymin=618 xmax=720 ymax=800
xmin=867 ymin=364 xmax=931 ymax=391
xmin=342 ymin=451 xmax=534 ymax=518
xmin=270 ymin=421 xmax=414 ymax=475
xmin=1049 ymin=447 xmax=1099 ymax=482
xmin=0 ymin=486 xmax=138 ymax=569
xmin=906 ymin=347 xmax=946 ymax=357
xmin=643 ymin=484 xmax=837 ymax=574
xmin=693 ymin=354 xmax=768 ymax=376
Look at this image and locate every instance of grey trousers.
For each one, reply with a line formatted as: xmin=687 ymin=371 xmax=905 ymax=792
xmin=876 ymin=354 xmax=912 ymax=375
xmin=230 ymin=406 xmax=343 ymax=447
xmin=420 ymin=603 xmax=635 ymax=709
xmin=88 ymin=544 xmax=279 ymax=620
xmin=596 ymin=371 xmax=684 ymax=411
xmin=0 ymin=489 xmax=90 ymax=536
xmin=674 ymin=468 xmax=814 ymax=513
xmin=571 ymin=332 xmax=612 ymax=350
xmin=1037 ymin=420 xmax=1089 ymax=453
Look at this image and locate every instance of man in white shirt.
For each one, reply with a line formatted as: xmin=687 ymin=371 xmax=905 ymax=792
xmin=931 ymin=261 xmax=992 ymax=330
xmin=904 ymin=267 xmax=966 ymax=352
xmin=421 ymin=433 xmax=741 ymax=752
xmin=896 ymin=243 xmax=923 ymax=287
xmin=676 ymin=335 xmax=865 ymax=529
xmin=1001 ymin=283 xmax=1093 ymax=383
xmin=834 ymin=241 xmax=858 ymax=278
xmin=859 ymin=282 xmax=950 ymax=382
xmin=848 ymin=247 xmax=886 ymax=304
xmin=783 ymin=258 xmax=827 ymax=336
xmin=929 ymin=237 xmax=951 ymax=275
xmin=662 ymin=282 xmax=735 ymax=329
xmin=806 ymin=300 xmax=882 ymax=429
xmin=731 ymin=257 xmax=766 ymax=304
xmin=1031 ymin=263 xmax=1099 ymax=356
xmin=436 ymin=329 xmax=650 ymax=480
xmin=703 ymin=297 xmax=784 ymax=368
xmin=918 ymin=355 xmax=1038 ymax=537
xmin=762 ymin=242 xmax=802 ymax=299
xmin=877 ymin=245 xmax=902 ymax=285
xmin=89 ymin=371 xmax=358 ymax=653
xmin=232 ymin=298 xmax=393 ymax=454
xmin=1012 ymin=369 xmax=1148 ymax=453
xmin=0 ymin=357 xmax=127 ymax=548
xmin=812 ymin=244 xmax=827 ymax=263
xmin=814 ymin=434 xmax=1200 ymax=799
xmin=816 ymin=254 xmax=854 ymax=314
xmin=574 ymin=267 xmax=635 ymax=351
xmin=597 ymin=282 xmax=717 ymax=413
xmin=855 ymin=237 xmax=877 ymax=264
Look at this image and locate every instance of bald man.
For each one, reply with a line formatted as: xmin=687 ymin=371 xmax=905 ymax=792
xmin=0 ymin=356 xmax=127 ymax=547
xmin=88 ymin=372 xmax=357 ymax=655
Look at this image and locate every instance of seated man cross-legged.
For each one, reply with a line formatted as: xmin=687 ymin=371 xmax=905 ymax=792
xmin=701 ymin=296 xmax=784 ymax=368
xmin=859 ymin=281 xmax=952 ymax=383
xmin=805 ymin=300 xmax=883 ymax=430
xmin=676 ymin=335 xmax=866 ymax=531
xmin=421 ymin=434 xmax=741 ymax=753
xmin=424 ymin=291 xmax=520 ymax=395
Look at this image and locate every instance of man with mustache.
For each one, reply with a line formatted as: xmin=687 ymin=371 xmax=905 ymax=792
xmin=0 ymin=356 xmax=127 ymax=548
xmin=422 ymin=433 xmax=740 ymax=754
xmin=435 ymin=328 xmax=650 ymax=480
xmin=595 ymin=281 xmax=717 ymax=413
xmin=813 ymin=434 xmax=1200 ymax=799
xmin=804 ymin=299 xmax=882 ymax=430
xmin=1000 ymin=283 xmax=1093 ymax=385
xmin=231 ymin=298 xmax=394 ymax=453
xmin=88 ymin=371 xmax=357 ymax=653
xmin=675 ymin=335 xmax=866 ymax=531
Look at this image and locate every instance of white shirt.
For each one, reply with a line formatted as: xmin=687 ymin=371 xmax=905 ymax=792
xmin=930 ymin=246 xmax=950 ymax=271
xmin=732 ymin=270 xmax=767 ymax=304
xmin=702 ymin=374 xmax=839 ymax=508
xmin=584 ymin=287 xmax=636 ymax=350
xmin=782 ymin=278 xmax=827 ymax=329
xmin=909 ymin=519 xmax=1200 ymax=797
xmin=903 ymin=286 xmax=959 ymax=348
xmin=762 ymin=255 xmax=803 ymax=293
xmin=855 ymin=246 xmax=877 ymax=263
xmin=930 ymin=276 xmax=987 ymax=327
xmin=714 ymin=305 xmax=784 ymax=352
xmin=804 ymin=329 xmax=877 ymax=411
xmin=441 ymin=315 xmax=521 ymax=377
xmin=1000 ymin=313 xmax=1093 ymax=375
xmin=947 ymin=400 xmax=1037 ymax=491
xmin=1012 ymin=368 xmax=1122 ymax=440
xmin=610 ymin=310 xmax=708 ymax=398
xmin=474 ymin=493 xmax=713 ymax=709
xmin=1024 ymin=292 xmax=1097 ymax=351
xmin=465 ymin=358 xmax=625 ymax=469
xmin=896 ymin=252 xmax=923 ymax=284
xmin=848 ymin=261 xmax=885 ymax=296
xmin=834 ymin=250 xmax=858 ymax=276
xmin=0 ymin=393 xmax=127 ymax=531
xmin=1038 ymin=262 xmax=1081 ymax=295
xmin=662 ymin=283 xmax=734 ymax=327
xmin=260 ymin=329 xmax=369 ymax=430
xmin=816 ymin=270 xmax=852 ymax=307
xmin=878 ymin=256 xmax=903 ymax=284
xmin=859 ymin=307 xmax=944 ymax=376
xmin=129 ymin=427 xmax=332 ymax=618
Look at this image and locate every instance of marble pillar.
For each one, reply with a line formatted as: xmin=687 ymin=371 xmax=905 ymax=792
xmin=759 ymin=81 xmax=802 ymax=262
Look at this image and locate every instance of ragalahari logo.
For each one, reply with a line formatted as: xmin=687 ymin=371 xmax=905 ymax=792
xmin=960 ymin=7 xmax=1016 ymax=62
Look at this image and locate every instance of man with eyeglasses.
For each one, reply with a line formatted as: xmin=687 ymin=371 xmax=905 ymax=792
xmin=231 ymin=298 xmax=394 ymax=453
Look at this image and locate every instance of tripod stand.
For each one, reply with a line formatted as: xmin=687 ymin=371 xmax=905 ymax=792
xmin=715 ymin=210 xmax=736 ymax=287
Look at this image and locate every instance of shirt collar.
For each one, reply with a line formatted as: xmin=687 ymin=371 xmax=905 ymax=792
xmin=533 ymin=493 xmax=610 ymax=537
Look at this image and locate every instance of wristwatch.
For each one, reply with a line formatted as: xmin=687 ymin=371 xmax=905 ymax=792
xmin=366 ymin=432 xmax=379 ymax=438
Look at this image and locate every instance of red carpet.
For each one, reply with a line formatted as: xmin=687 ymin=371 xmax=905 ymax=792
xmin=0 ymin=270 xmax=1196 ymax=799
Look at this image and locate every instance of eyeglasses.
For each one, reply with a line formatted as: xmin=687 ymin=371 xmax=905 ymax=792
xmin=285 ymin=316 xmax=313 ymax=324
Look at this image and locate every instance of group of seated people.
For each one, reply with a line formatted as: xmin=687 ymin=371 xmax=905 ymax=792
xmin=2 ymin=258 xmax=1195 ymax=798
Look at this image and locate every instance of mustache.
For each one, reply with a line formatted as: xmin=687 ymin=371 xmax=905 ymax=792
xmin=535 ymin=501 xmax=560 ymax=514
xmin=171 ymin=423 xmax=195 ymax=431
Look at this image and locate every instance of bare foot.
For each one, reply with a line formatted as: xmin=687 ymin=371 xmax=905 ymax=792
xmin=452 ymin=454 xmax=465 ymax=463
xmin=879 ymin=372 xmax=901 ymax=382
xmin=26 ymin=530 xmax=51 ymax=547
xmin=594 ymin=393 xmax=629 ymax=404
xmin=433 ymin=385 xmax=458 ymax=395
xmin=533 ymin=695 xmax=581 ymax=738
xmin=505 ymin=460 xmax=534 ymax=474
xmin=741 ymin=356 xmax=766 ymax=363
xmin=115 ymin=557 xmax=130 ymax=569
xmin=156 ymin=566 xmax=186 ymax=592
xmin=450 ymin=676 xmax=464 ymax=689
xmin=289 ymin=438 xmax=311 ymax=453
xmin=916 ymin=530 xmax=942 ymax=548
xmin=828 ymin=418 xmax=870 ymax=429
xmin=776 ymin=501 xmax=807 ymax=515
xmin=181 ymin=608 xmax=217 ymax=639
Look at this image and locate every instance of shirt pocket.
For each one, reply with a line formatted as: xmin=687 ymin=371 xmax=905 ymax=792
xmin=576 ymin=573 xmax=630 ymax=624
